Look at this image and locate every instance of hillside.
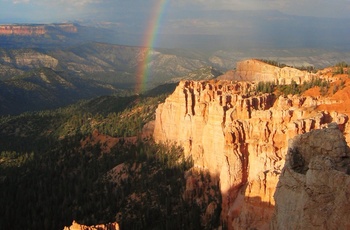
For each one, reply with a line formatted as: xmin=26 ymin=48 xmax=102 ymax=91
xmin=0 ymin=67 xmax=121 ymax=115
xmin=0 ymin=43 xmax=224 ymax=115
xmin=0 ymin=91 xmax=200 ymax=229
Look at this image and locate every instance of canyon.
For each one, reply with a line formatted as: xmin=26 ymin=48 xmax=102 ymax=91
xmin=153 ymin=61 xmax=350 ymax=229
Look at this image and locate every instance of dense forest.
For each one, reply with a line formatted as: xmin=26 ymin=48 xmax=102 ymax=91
xmin=0 ymin=87 xmax=221 ymax=230
xmin=256 ymin=59 xmax=316 ymax=72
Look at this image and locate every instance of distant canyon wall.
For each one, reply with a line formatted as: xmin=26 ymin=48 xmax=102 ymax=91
xmin=153 ymin=79 xmax=349 ymax=229
xmin=0 ymin=23 xmax=77 ymax=36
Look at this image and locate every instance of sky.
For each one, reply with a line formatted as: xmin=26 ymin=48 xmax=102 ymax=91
xmin=1 ymin=0 xmax=350 ymax=49
xmin=1 ymin=0 xmax=350 ymax=23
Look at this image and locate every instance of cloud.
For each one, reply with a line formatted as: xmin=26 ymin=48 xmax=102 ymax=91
xmin=172 ymin=0 xmax=284 ymax=10
xmin=172 ymin=0 xmax=350 ymax=18
xmin=1 ymin=0 xmax=349 ymax=25
xmin=13 ymin=0 xmax=30 ymax=4
xmin=55 ymin=0 xmax=103 ymax=7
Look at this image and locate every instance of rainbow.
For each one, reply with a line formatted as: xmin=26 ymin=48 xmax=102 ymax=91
xmin=135 ymin=0 xmax=168 ymax=94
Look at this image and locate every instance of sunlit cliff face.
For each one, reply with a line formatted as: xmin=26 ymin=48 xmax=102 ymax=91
xmin=153 ymin=61 xmax=350 ymax=229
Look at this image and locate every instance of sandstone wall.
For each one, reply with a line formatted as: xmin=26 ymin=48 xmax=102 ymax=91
xmin=153 ymin=79 xmax=349 ymax=229
xmin=228 ymin=59 xmax=313 ymax=84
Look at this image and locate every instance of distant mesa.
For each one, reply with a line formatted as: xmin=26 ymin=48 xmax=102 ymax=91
xmin=218 ymin=59 xmax=314 ymax=84
xmin=0 ymin=23 xmax=78 ymax=36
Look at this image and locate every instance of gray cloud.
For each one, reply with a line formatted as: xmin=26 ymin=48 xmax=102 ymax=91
xmin=0 ymin=0 xmax=349 ymax=50
xmin=12 ymin=0 xmax=30 ymax=4
xmin=172 ymin=0 xmax=350 ymax=18
xmin=2 ymin=0 xmax=350 ymax=22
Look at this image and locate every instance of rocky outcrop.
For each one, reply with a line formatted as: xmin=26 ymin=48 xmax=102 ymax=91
xmin=55 ymin=23 xmax=78 ymax=33
xmin=219 ymin=59 xmax=314 ymax=84
xmin=64 ymin=220 xmax=119 ymax=230
xmin=271 ymin=123 xmax=350 ymax=230
xmin=0 ymin=49 xmax=58 ymax=69
xmin=14 ymin=52 xmax=58 ymax=69
xmin=153 ymin=79 xmax=349 ymax=229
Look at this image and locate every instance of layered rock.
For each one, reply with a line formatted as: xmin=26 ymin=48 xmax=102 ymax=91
xmin=271 ymin=123 xmax=350 ymax=229
xmin=219 ymin=59 xmax=314 ymax=84
xmin=153 ymin=79 xmax=349 ymax=229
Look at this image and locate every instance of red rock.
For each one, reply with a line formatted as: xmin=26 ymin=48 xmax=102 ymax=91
xmin=64 ymin=220 xmax=119 ymax=230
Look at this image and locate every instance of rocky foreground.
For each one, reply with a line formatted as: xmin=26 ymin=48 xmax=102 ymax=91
xmin=272 ymin=122 xmax=350 ymax=229
xmin=153 ymin=79 xmax=350 ymax=229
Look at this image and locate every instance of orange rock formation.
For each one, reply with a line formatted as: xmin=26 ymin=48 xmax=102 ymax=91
xmin=153 ymin=79 xmax=349 ymax=229
xmin=64 ymin=220 xmax=119 ymax=230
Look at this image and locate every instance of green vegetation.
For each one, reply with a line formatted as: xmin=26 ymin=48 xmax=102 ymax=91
xmin=255 ymin=77 xmax=331 ymax=96
xmin=335 ymin=61 xmax=349 ymax=68
xmin=256 ymin=81 xmax=274 ymax=94
xmin=332 ymin=79 xmax=346 ymax=94
xmin=0 ymin=137 xmax=195 ymax=229
xmin=333 ymin=61 xmax=349 ymax=75
xmin=257 ymin=59 xmax=315 ymax=72
xmin=256 ymin=59 xmax=288 ymax=68
xmin=0 ymin=90 xmax=221 ymax=230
